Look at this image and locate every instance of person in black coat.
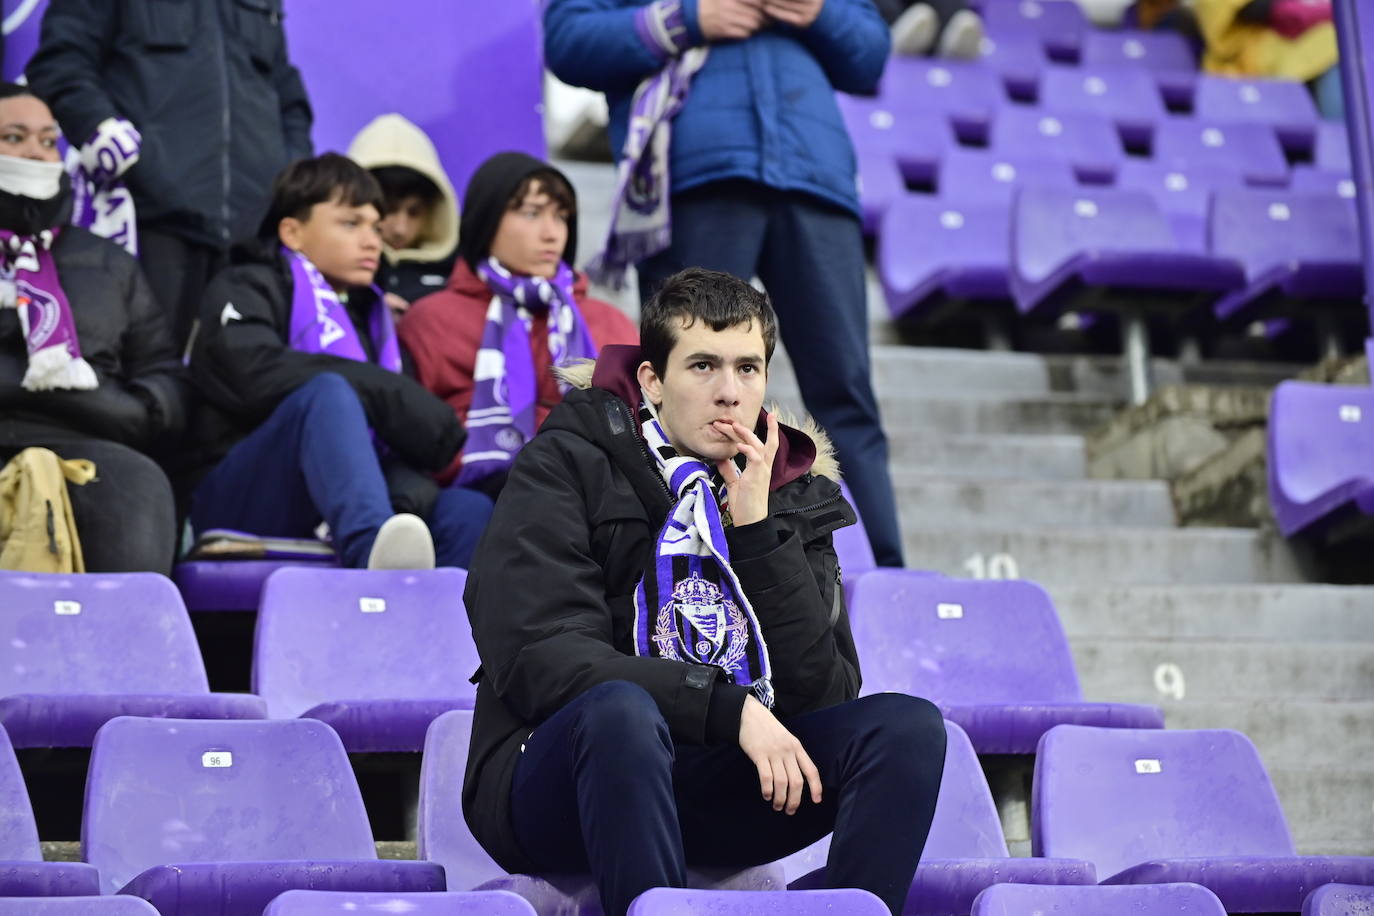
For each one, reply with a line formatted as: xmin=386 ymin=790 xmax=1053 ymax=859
xmin=462 ymin=268 xmax=946 ymax=916
xmin=187 ymin=154 xmax=491 ymax=570
xmin=26 ymin=0 xmax=314 ymax=348
xmin=0 ymin=84 xmax=187 ymax=574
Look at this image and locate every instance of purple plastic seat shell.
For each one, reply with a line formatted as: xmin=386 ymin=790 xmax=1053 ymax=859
xmin=877 ymin=56 xmax=1006 ymax=143
xmin=979 ymin=28 xmax=1047 ymax=99
xmin=981 ymin=0 xmax=1088 ymax=62
xmin=971 ymin=882 xmax=1227 ymax=916
xmin=835 ymin=481 xmax=876 ymax=576
xmin=1152 ymin=118 xmax=1288 ymax=186
xmin=1193 ymin=74 xmax=1320 ymax=154
xmin=0 ymin=898 xmax=159 ymax=915
xmin=1039 ymin=63 xmax=1167 ymax=147
xmin=782 ymin=720 xmax=1096 ymax=915
xmin=879 ymin=197 xmax=1014 ymax=321
xmin=1114 ymin=160 xmax=1246 ymax=252
xmin=1314 ymin=121 xmax=1353 ymax=173
xmin=1267 ymin=381 xmax=1374 ymax=537
xmin=1032 ymin=725 xmax=1374 ymax=913
xmin=253 ymin=567 xmax=478 ymax=751
xmin=1303 ymin=883 xmax=1374 ymax=916
xmin=0 ymin=571 xmax=266 ymax=748
xmin=937 ymin=149 xmax=1078 ymax=207
xmin=989 ymin=107 xmax=1124 ymax=183
xmin=1290 ymin=166 xmax=1357 ymax=199
xmin=84 ymin=716 xmax=440 ymax=913
xmin=628 ymin=888 xmax=888 ymax=915
xmin=263 ymin=890 xmax=537 ymax=915
xmin=174 ymin=558 xmax=337 ymax=614
xmin=1080 ymin=30 xmax=1197 ymax=108
xmin=837 ymin=93 xmax=953 ymax=185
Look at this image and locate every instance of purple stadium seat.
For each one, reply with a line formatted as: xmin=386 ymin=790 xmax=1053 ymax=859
xmin=786 ymin=720 xmax=1097 ymax=916
xmin=1208 ymin=189 xmax=1364 ymax=326
xmin=1151 ymin=119 xmax=1288 ymax=186
xmin=174 ymin=557 xmax=338 ymax=614
xmin=1114 ymin=161 xmax=1245 ymax=252
xmin=938 ymin=149 xmax=1079 ymax=207
xmin=989 ymin=108 xmax=1124 ymax=183
xmin=1315 ymin=121 xmax=1352 ymax=173
xmin=419 ymin=710 xmax=784 ymax=913
xmin=1080 ymin=30 xmax=1197 ymax=110
xmin=0 ymin=900 xmax=159 ymax=915
xmin=1267 ymin=381 xmax=1374 ymax=538
xmin=980 ymin=28 xmax=1047 ymax=100
xmin=0 ymin=724 xmax=100 ymax=896
xmin=1032 ymin=725 xmax=1374 ymax=913
xmin=1039 ymin=64 xmax=1168 ymax=148
xmin=858 ymin=150 xmax=908 ymax=236
xmin=83 ymin=717 xmax=443 ymax=914
xmin=880 ymin=197 xmax=1011 ymax=321
xmin=1194 ymin=75 xmax=1320 ymax=156
xmin=253 ymin=568 xmax=477 ymax=752
xmin=1304 ymin=884 xmax=1374 ymax=916
xmin=835 ymin=481 xmax=877 ymax=578
xmin=629 ymin=887 xmax=888 ymax=915
xmin=981 ymin=0 xmax=1088 ymax=62
xmin=838 ymin=93 xmax=953 ymax=185
xmin=878 ymin=57 xmax=1007 ymax=143
xmin=263 ymin=890 xmax=537 ymax=915
xmin=972 ymin=882 xmax=1228 ymax=916
xmin=1290 ymin=165 xmax=1357 ymax=199
xmin=0 ymin=572 xmax=265 ymax=748
xmin=845 ymin=573 xmax=1162 ymax=752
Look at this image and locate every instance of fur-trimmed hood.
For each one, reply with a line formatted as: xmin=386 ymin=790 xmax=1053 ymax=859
xmin=556 ymin=349 xmax=840 ymax=484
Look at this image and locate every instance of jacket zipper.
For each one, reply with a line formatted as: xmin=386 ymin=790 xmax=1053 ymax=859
xmin=618 ymin=399 xmax=673 ymax=503
xmin=773 ymin=489 xmax=843 ymax=518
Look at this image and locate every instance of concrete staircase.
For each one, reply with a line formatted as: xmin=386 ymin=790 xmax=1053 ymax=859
xmin=559 ymin=159 xmax=1374 ymax=858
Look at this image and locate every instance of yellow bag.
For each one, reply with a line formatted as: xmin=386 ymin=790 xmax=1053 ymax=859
xmin=0 ymin=447 xmax=97 ymax=573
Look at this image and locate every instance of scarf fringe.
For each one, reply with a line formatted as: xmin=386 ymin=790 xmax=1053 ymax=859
xmin=22 ymin=344 xmax=98 ymax=392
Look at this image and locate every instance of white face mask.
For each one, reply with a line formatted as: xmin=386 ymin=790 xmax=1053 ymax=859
xmin=0 ymin=153 xmax=65 ymax=200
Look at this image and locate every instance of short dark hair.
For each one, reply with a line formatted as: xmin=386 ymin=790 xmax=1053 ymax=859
xmin=371 ymin=165 xmax=442 ymax=214
xmin=641 ymin=268 xmax=778 ymax=377
xmin=507 ymin=169 xmax=576 ymax=217
xmin=261 ymin=153 xmax=385 ymax=237
xmin=0 ymin=82 xmax=42 ymax=105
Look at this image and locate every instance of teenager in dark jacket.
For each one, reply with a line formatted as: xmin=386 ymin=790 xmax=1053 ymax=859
xmin=26 ymin=0 xmax=314 ymax=348
xmin=188 ymin=154 xmax=492 ymax=570
xmin=545 ymin=0 xmax=908 ymax=569
xmin=463 ymin=268 xmax=945 ymax=916
xmin=0 ymin=84 xmax=187 ymax=573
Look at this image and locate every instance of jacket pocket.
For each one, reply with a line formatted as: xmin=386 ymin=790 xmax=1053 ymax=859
xmin=230 ymin=0 xmax=284 ymax=71
xmin=123 ymin=0 xmax=194 ymax=50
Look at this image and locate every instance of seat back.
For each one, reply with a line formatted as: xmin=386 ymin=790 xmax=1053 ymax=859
xmin=1290 ymin=165 xmax=1357 ymax=200
xmin=1209 ymin=189 xmax=1361 ymax=279
xmin=0 ymin=899 xmax=161 ymax=915
xmin=83 ymin=717 xmax=376 ymax=893
xmin=1013 ymin=185 xmax=1178 ymax=288
xmin=973 ymin=882 xmax=1227 ymax=916
xmin=849 ymin=572 xmax=1082 ymax=705
xmin=1268 ymin=381 xmax=1374 ymax=515
xmin=253 ymin=568 xmax=477 ymax=718
xmin=1032 ymin=725 xmax=1296 ymax=880
xmin=1040 ymin=63 xmax=1166 ymax=141
xmin=878 ymin=57 xmax=1005 ymax=138
xmin=1151 ymin=119 xmax=1288 ymax=186
xmin=834 ymin=482 xmax=876 ymax=576
xmin=990 ymin=108 xmax=1124 ymax=181
xmin=628 ymin=888 xmax=887 ymax=915
xmin=418 ymin=710 xmax=507 ymax=891
xmin=981 ymin=0 xmax=1088 ymax=61
xmin=0 ymin=723 xmax=41 ymax=861
xmin=925 ymin=719 xmax=1013 ymax=858
xmin=1314 ymin=121 xmax=1352 ymax=173
xmin=937 ymin=148 xmax=1077 ymax=207
xmin=263 ymin=889 xmax=537 ymax=915
xmin=1081 ymin=30 xmax=1195 ymax=74
xmin=1115 ymin=161 xmax=1244 ymax=251
xmin=0 ymin=571 xmax=207 ymax=694
xmin=1194 ymin=75 xmax=1320 ymax=152
xmin=1302 ymin=884 xmax=1374 ymax=916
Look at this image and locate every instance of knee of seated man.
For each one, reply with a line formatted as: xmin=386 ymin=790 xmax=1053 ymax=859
xmin=571 ymin=681 xmax=669 ymax=745
xmin=295 ymin=371 xmax=358 ymax=409
xmin=854 ymin=692 xmax=946 ymax=757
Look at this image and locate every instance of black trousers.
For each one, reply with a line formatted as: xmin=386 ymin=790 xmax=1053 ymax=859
xmin=139 ymin=226 xmax=230 ymax=354
xmin=510 ymin=682 xmax=947 ymax=916
xmin=873 ymin=0 xmax=969 ymax=27
xmin=1 ymin=435 xmax=178 ymax=575
xmin=637 ymin=181 xmax=905 ymax=567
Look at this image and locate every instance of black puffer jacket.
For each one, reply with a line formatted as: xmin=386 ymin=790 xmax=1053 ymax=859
xmin=187 ymin=243 xmax=465 ymax=477
xmin=0 ymin=226 xmax=188 ymax=451
xmin=26 ymin=0 xmax=313 ymax=248
xmin=462 ymin=346 xmax=862 ymax=874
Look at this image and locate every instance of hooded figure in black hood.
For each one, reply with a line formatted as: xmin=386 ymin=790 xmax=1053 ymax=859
xmin=0 ymin=83 xmax=187 ymax=573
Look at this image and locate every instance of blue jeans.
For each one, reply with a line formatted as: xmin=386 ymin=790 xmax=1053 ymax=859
xmin=638 ymin=181 xmax=905 ymax=566
xmin=1311 ymin=66 xmax=1345 ymax=122
xmin=191 ymin=373 xmax=492 ymax=568
xmin=511 ymin=682 xmax=946 ymax=916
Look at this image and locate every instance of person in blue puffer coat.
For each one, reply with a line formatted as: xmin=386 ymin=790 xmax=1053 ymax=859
xmin=545 ymin=0 xmax=907 ymax=569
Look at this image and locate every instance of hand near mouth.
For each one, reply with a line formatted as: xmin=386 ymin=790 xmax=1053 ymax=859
xmin=713 ymin=412 xmax=779 ymax=527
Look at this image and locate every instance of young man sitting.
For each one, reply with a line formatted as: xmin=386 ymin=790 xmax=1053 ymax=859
xmin=187 ymin=153 xmax=492 ymax=569
xmin=462 ymin=268 xmax=946 ymax=916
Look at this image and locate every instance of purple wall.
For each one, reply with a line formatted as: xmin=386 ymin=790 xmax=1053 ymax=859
xmin=2 ymin=0 xmax=546 ymax=200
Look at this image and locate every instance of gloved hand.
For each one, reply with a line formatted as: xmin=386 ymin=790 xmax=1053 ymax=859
xmin=78 ymin=117 xmax=141 ymax=184
xmin=1271 ymin=0 xmax=1331 ymax=39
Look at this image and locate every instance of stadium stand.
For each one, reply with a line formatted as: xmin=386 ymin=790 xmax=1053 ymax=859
xmin=0 ymin=725 xmax=99 ymax=896
xmin=970 ymin=882 xmax=1228 ymax=916
xmin=263 ymin=889 xmax=537 ymax=915
xmin=1303 ymin=883 xmax=1374 ymax=916
xmin=627 ymin=887 xmax=888 ymax=915
xmin=0 ymin=900 xmax=159 ymax=915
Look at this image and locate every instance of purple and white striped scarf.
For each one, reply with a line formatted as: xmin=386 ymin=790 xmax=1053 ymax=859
xmin=2 ymin=227 xmax=97 ymax=392
xmin=284 ymin=247 xmax=401 ymax=372
xmin=632 ymin=397 xmax=774 ymax=707
xmin=458 ymin=257 xmax=597 ymax=485
xmin=586 ymin=0 xmax=707 ymax=288
xmin=65 ymin=118 xmax=141 ymax=256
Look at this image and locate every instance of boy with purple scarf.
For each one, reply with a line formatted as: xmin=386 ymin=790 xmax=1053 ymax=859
xmin=545 ymin=0 xmax=909 ymax=569
xmin=462 ymin=268 xmax=945 ymax=916
xmin=186 ymin=154 xmax=492 ymax=570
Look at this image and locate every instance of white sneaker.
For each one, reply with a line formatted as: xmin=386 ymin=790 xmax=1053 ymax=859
xmin=937 ymin=9 xmax=986 ymax=60
xmin=366 ymin=513 xmax=436 ymax=570
xmin=892 ymin=3 xmax=939 ymax=56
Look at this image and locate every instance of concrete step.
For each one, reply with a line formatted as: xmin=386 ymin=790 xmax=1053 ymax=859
xmin=1160 ymin=701 xmax=1374 ymax=763
xmin=887 ymin=433 xmax=1088 ymax=480
xmin=877 ymin=393 xmax=1120 ymax=436
xmin=1070 ymin=639 xmax=1374 ymax=702
xmin=901 ymin=526 xmax=1312 ymax=586
xmin=1271 ymin=767 xmax=1374 ymax=856
xmin=892 ymin=474 xmax=1176 ymax=528
xmin=1050 ymin=585 xmax=1374 ymax=642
